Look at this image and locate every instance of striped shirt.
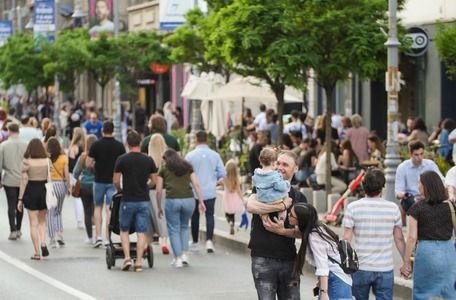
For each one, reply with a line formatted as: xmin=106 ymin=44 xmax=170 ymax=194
xmin=342 ymin=198 xmax=402 ymax=272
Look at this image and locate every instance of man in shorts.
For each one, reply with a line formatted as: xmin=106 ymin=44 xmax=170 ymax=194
xmin=86 ymin=121 xmax=125 ymax=247
xmin=113 ymin=131 xmax=157 ymax=271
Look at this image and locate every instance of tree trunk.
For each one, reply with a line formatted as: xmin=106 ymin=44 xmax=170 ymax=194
xmin=273 ymin=85 xmax=285 ymax=146
xmin=324 ymin=85 xmax=335 ymax=199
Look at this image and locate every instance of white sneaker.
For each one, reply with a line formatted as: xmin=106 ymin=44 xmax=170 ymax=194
xmin=84 ymin=237 xmax=94 ymax=244
xmin=181 ymin=254 xmax=189 ymax=266
xmin=170 ymin=258 xmax=183 ymax=268
xmin=206 ymin=240 xmax=214 ymax=253
xmin=188 ymin=241 xmax=199 ymax=251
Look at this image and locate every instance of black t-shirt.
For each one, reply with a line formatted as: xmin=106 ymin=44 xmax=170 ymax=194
xmin=115 ymin=152 xmax=157 ymax=202
xmin=300 ymin=148 xmax=317 ymax=169
xmin=316 ymin=127 xmax=339 ymax=144
xmin=408 ymin=200 xmax=454 ymax=240
xmin=248 ymin=186 xmax=308 ymax=260
xmin=89 ymin=137 xmax=126 ymax=183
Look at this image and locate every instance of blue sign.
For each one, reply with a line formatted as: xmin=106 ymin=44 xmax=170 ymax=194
xmin=34 ymin=1 xmax=55 ymax=29
xmin=0 ymin=21 xmax=13 ymax=47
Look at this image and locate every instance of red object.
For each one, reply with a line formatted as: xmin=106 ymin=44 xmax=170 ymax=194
xmin=149 ymin=63 xmax=169 ymax=75
xmin=325 ymin=170 xmax=365 ymax=222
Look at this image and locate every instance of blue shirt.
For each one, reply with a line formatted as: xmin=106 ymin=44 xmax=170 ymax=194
xmin=83 ymin=120 xmax=103 ymax=140
xmin=252 ymin=169 xmax=290 ymax=203
xmin=185 ymin=144 xmax=226 ymax=200
xmin=437 ymin=129 xmax=452 ymax=159
xmin=395 ymin=158 xmax=443 ymax=197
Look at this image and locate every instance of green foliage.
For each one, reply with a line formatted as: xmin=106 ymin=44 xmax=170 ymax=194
xmin=435 ymin=21 xmax=456 ymax=79
xmin=0 ymin=33 xmax=53 ymax=92
xmin=44 ymin=28 xmax=90 ymax=93
xmin=435 ymin=154 xmax=451 ymax=176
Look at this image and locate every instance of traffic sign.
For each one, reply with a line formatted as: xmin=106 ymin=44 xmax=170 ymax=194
xmin=404 ymin=27 xmax=429 ymax=57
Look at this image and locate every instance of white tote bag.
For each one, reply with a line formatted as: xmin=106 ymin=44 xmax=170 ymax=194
xmin=45 ymin=159 xmax=58 ymax=209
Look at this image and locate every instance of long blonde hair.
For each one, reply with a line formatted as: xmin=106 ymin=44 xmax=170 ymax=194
xmin=70 ymin=127 xmax=86 ymax=149
xmin=148 ymin=133 xmax=167 ymax=167
xmin=224 ymin=159 xmax=240 ymax=193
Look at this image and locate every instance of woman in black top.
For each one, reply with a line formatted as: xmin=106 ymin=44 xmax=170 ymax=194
xmin=400 ymin=171 xmax=456 ymax=300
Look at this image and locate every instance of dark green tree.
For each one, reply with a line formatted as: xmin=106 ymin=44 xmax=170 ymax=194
xmin=435 ymin=21 xmax=456 ymax=79
xmin=205 ymin=0 xmax=316 ymax=143
xmin=43 ymin=28 xmax=90 ymax=94
xmin=0 ymin=32 xmax=53 ymax=93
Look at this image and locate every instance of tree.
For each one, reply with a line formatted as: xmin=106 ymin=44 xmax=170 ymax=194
xmin=205 ymin=0 xmax=316 ymax=143
xmin=287 ymin=0 xmax=390 ymax=195
xmin=85 ymin=32 xmax=121 ymax=106
xmin=44 ymin=28 xmax=90 ymax=94
xmin=115 ymin=30 xmax=171 ymax=97
xmin=165 ymin=7 xmax=231 ymax=79
xmin=0 ymin=32 xmax=53 ymax=93
xmin=435 ymin=21 xmax=456 ymax=79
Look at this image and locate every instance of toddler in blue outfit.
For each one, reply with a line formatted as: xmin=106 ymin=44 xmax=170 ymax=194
xmin=252 ymin=148 xmax=290 ymax=220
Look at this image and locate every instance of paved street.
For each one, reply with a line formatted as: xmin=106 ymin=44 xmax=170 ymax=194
xmin=0 ymin=190 xmax=317 ymax=299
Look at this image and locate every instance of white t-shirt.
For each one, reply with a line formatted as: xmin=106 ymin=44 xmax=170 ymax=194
xmin=448 ymin=128 xmax=456 ymax=162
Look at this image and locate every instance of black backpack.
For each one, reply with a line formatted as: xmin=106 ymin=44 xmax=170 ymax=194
xmin=328 ymin=239 xmax=359 ymax=274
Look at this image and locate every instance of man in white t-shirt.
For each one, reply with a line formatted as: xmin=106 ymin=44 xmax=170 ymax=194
xmin=448 ymin=128 xmax=456 ymax=163
xmin=247 ymin=104 xmax=267 ymax=131
xmin=343 ymin=168 xmax=405 ymax=300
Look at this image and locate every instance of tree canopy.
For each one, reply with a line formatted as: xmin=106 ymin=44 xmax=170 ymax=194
xmin=435 ymin=21 xmax=456 ymax=79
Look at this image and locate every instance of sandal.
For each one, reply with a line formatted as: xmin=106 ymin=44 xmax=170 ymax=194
xmin=134 ymin=265 xmax=143 ymax=272
xmin=30 ymin=254 xmax=41 ymax=260
xmin=41 ymin=244 xmax=49 ymax=257
xmin=121 ymin=259 xmax=132 ymax=271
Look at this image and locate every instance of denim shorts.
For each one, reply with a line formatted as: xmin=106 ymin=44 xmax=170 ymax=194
xmin=93 ymin=182 xmax=115 ymax=206
xmin=119 ymin=201 xmax=151 ymax=233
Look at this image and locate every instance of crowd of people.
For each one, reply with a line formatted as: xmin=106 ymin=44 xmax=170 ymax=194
xmin=0 ymin=95 xmax=455 ymax=298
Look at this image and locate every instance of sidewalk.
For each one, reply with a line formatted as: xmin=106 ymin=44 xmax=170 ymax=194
xmin=204 ymin=190 xmax=413 ymax=300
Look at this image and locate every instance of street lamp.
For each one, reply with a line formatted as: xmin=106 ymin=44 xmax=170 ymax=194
xmin=113 ymin=0 xmax=122 ymax=142
xmin=71 ymin=0 xmax=86 ymax=28
xmin=384 ymin=0 xmax=402 ymax=203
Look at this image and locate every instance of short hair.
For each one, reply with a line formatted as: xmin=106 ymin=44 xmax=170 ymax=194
xmin=259 ymin=104 xmax=266 ymax=112
xmin=102 ymin=121 xmax=114 ymax=134
xmin=361 ymin=168 xmax=385 ymax=197
xmin=291 ymin=110 xmax=300 ymax=119
xmin=21 ymin=116 xmax=30 ymax=125
xmin=351 ymin=114 xmax=363 ymax=126
xmin=259 ymin=148 xmax=277 ymax=167
xmin=278 ymin=150 xmax=299 ymax=167
xmin=196 ymin=131 xmax=208 ymax=143
xmin=419 ymin=171 xmax=448 ymax=205
xmin=408 ymin=140 xmax=424 ymax=153
xmin=7 ymin=123 xmax=19 ymax=133
xmin=149 ymin=115 xmax=167 ymax=133
xmin=126 ymin=131 xmax=141 ymax=147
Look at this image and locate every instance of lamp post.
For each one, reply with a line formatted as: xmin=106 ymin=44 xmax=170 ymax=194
xmin=384 ymin=0 xmax=402 ymax=203
xmin=53 ymin=0 xmax=60 ymax=133
xmin=113 ymin=0 xmax=122 ymax=142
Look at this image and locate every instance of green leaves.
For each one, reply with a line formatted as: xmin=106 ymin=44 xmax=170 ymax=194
xmin=435 ymin=21 xmax=456 ymax=79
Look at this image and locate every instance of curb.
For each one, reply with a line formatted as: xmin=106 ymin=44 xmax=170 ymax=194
xmin=200 ymin=228 xmax=413 ymax=300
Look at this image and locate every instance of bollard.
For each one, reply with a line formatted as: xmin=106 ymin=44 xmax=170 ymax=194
xmin=313 ymin=190 xmax=327 ymax=214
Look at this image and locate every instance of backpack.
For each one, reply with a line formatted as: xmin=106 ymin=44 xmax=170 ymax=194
xmin=328 ymin=239 xmax=359 ymax=274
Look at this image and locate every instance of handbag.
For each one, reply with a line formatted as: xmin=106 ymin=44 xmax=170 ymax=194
xmin=45 ymin=159 xmax=58 ymax=209
xmin=445 ymin=200 xmax=456 ymax=231
xmin=71 ymin=154 xmax=84 ymax=197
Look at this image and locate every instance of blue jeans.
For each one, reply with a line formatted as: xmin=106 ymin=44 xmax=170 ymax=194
xmin=119 ymin=201 xmax=150 ymax=233
xmin=352 ymin=270 xmax=394 ymax=300
xmin=413 ymin=240 xmax=456 ymax=300
xmin=165 ymin=198 xmax=195 ymax=257
xmin=251 ymin=256 xmax=300 ymax=300
xmin=325 ymin=271 xmax=352 ymax=300
xmin=191 ymin=198 xmax=215 ymax=242
xmin=93 ymin=182 xmax=115 ymax=206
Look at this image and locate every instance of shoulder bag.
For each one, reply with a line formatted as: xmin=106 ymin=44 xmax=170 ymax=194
xmin=45 ymin=159 xmax=58 ymax=209
xmin=71 ymin=154 xmax=84 ymax=197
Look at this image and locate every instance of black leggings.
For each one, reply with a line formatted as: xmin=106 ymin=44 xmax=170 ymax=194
xmin=80 ymin=184 xmax=94 ymax=239
xmin=4 ymin=186 xmax=23 ymax=232
xmin=225 ymin=213 xmax=235 ymax=224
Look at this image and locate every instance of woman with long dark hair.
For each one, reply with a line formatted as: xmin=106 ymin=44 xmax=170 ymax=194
xmin=17 ymin=138 xmax=50 ymax=260
xmin=290 ymin=203 xmax=352 ymax=299
xmin=156 ymin=149 xmax=206 ymax=268
xmin=46 ymin=137 xmax=70 ymax=247
xmin=400 ymin=171 xmax=456 ymax=300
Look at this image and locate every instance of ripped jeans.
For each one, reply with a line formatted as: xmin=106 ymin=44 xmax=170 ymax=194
xmin=251 ymin=256 xmax=300 ymax=300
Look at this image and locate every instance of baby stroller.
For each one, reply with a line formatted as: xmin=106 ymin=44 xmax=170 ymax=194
xmin=105 ymin=192 xmax=154 ymax=270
